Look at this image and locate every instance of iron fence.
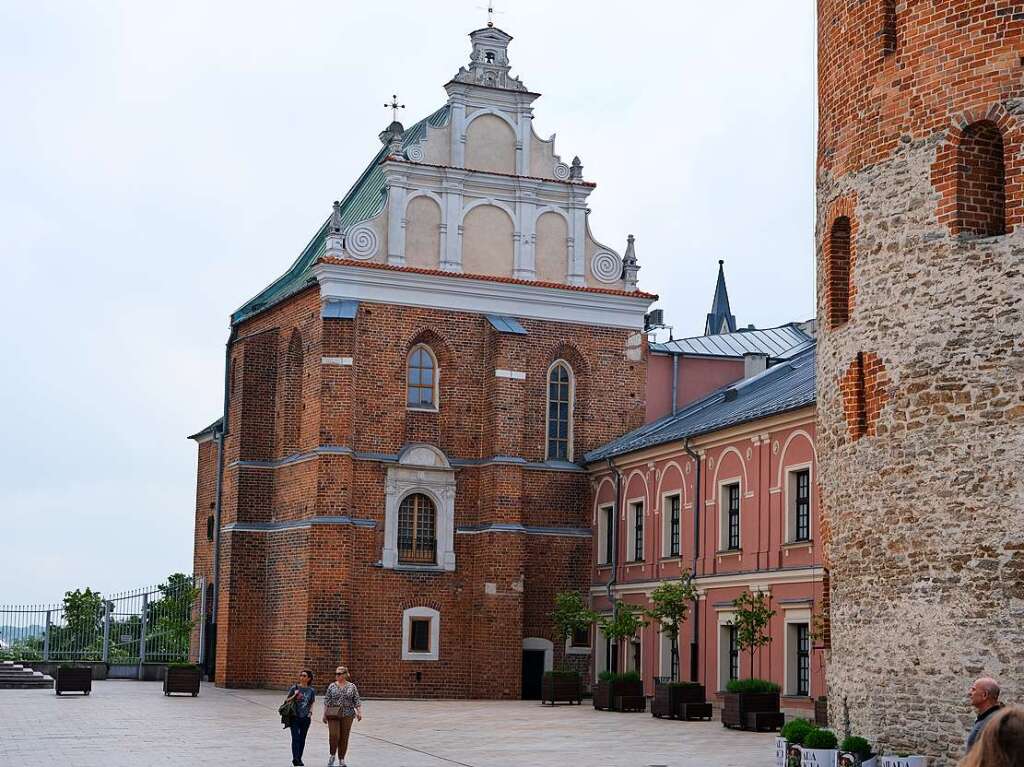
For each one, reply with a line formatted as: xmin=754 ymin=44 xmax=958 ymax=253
xmin=0 ymin=576 xmax=206 ymax=667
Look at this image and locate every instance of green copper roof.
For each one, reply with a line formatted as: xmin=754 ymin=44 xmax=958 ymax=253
xmin=231 ymin=105 xmax=451 ymax=325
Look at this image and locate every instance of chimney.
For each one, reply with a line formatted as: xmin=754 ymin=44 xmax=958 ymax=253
xmin=743 ymin=352 xmax=769 ymax=378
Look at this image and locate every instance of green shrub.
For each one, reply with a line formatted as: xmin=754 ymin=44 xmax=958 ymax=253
xmin=839 ymin=736 xmax=871 ymax=758
xmin=725 ymin=677 xmax=781 ymax=694
xmin=780 ymin=718 xmax=817 ymax=745
xmin=803 ymin=729 xmax=838 ymax=749
xmin=598 ymin=670 xmax=641 ymax=683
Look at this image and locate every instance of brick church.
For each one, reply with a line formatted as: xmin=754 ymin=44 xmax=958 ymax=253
xmin=189 ymin=23 xmax=657 ymax=697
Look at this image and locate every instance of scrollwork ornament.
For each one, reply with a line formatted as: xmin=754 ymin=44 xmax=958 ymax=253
xmin=552 ymin=162 xmax=570 ymax=180
xmin=344 ymin=224 xmax=379 ymax=259
xmin=406 ymin=144 xmax=424 ymax=162
xmin=590 ymin=251 xmax=622 ymax=284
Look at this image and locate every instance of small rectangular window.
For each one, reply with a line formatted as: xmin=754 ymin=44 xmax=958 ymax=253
xmin=727 ymin=484 xmax=740 ymax=550
xmin=409 ymin=618 xmax=431 ymax=653
xmin=571 ymin=626 xmax=589 ymax=647
xmin=795 ymin=470 xmax=811 ymax=541
xmin=206 ymin=515 xmax=214 ymax=542
xmin=797 ymin=623 xmax=810 ymax=696
xmin=669 ymin=495 xmax=680 ymax=557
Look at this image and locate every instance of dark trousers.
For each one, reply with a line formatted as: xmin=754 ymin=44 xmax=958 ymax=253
xmin=289 ymin=716 xmax=311 ymax=762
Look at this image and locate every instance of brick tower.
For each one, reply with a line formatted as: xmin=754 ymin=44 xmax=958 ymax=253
xmin=816 ymin=2 xmax=1024 ymax=762
xmin=190 ymin=24 xmax=655 ymax=698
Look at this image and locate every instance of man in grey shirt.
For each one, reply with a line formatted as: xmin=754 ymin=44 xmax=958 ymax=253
xmin=966 ymin=676 xmax=1003 ymax=751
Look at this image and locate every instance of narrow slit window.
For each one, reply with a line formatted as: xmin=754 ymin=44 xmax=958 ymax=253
xmin=795 ymin=470 xmax=811 ymax=542
xmin=546 ymin=362 xmax=572 ymax=460
xmin=727 ymin=484 xmax=740 ymax=551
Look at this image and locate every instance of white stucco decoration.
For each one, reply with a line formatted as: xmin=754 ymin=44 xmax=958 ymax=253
xmin=345 ymin=224 xmax=379 ymax=259
xmin=406 ymin=144 xmax=425 ymax=162
xmin=552 ymin=162 xmax=570 ymax=180
xmin=382 ymin=444 xmax=456 ymax=571
xmin=591 ymin=251 xmax=622 ymax=284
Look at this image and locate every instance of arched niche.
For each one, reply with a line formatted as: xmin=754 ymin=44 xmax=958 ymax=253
xmin=534 ymin=210 xmax=569 ymax=283
xmin=462 ymin=204 xmax=514 ymax=277
xmin=405 ymin=195 xmax=443 ymax=270
xmin=465 ymin=112 xmax=516 ymax=174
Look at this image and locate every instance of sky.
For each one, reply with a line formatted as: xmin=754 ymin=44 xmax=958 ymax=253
xmin=0 ymin=1 xmax=816 ymax=603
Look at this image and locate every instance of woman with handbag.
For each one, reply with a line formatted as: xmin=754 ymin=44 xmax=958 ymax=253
xmin=285 ymin=669 xmax=316 ymax=766
xmin=322 ymin=665 xmax=363 ymax=767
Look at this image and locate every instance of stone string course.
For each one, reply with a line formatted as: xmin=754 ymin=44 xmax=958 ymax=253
xmin=817 ymin=3 xmax=1024 ymax=764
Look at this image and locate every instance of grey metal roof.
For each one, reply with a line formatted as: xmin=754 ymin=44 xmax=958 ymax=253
xmin=583 ymin=342 xmax=816 ymax=463
xmin=187 ymin=417 xmax=223 ymax=441
xmin=650 ymin=323 xmax=811 ymax=359
xmin=486 ymin=314 xmax=528 ymax=334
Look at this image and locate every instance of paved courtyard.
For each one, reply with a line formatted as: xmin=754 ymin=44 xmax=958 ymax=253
xmin=0 ymin=680 xmax=777 ymax=766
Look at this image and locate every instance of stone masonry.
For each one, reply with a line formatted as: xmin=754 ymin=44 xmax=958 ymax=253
xmin=817 ymin=2 xmax=1024 ymax=764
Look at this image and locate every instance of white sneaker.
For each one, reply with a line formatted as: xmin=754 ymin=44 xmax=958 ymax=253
xmin=327 ymin=757 xmax=336 ymax=767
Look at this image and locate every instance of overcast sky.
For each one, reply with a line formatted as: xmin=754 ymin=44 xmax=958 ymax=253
xmin=0 ymin=1 xmax=815 ymax=603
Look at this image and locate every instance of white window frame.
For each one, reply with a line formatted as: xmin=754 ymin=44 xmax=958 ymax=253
xmin=401 ymin=606 xmax=440 ymax=661
xmin=544 ymin=359 xmax=575 ymax=461
xmin=784 ymin=464 xmax=813 ymax=543
xmin=383 ymin=445 xmax=456 ymax=572
xmin=406 ymin=343 xmax=440 ymax=412
xmin=566 ymin=623 xmax=592 ymax=656
xmin=625 ymin=498 xmax=645 ymax=562
xmin=658 ymin=628 xmax=679 ymax=681
xmin=661 ymin=492 xmax=682 ymax=558
xmin=718 ymin=478 xmax=742 ymax=552
xmin=593 ymin=618 xmax=612 ymax=675
xmin=717 ymin=610 xmax=738 ymax=692
xmin=597 ymin=503 xmax=614 ymax=565
xmin=627 ymin=626 xmax=643 ymax=674
xmin=783 ymin=607 xmax=811 ymax=696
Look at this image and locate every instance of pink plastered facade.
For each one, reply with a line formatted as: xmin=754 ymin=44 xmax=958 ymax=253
xmin=588 ymin=408 xmax=823 ymax=714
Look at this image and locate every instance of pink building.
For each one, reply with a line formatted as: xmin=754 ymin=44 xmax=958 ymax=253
xmin=584 ymin=310 xmax=822 ymax=715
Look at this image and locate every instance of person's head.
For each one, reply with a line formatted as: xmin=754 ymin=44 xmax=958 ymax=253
xmin=960 ymin=706 xmax=1024 ymax=767
xmin=298 ymin=669 xmax=313 ymax=686
xmin=969 ymin=677 xmax=1001 ymax=712
xmin=335 ymin=665 xmax=350 ymax=681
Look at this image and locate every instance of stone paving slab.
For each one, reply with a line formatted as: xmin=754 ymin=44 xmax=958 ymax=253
xmin=0 ymin=681 xmax=777 ymax=766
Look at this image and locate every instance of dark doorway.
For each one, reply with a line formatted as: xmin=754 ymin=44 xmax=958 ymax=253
xmin=521 ymin=649 xmax=545 ymax=700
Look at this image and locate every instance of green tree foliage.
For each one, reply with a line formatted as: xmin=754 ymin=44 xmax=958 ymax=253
xmin=598 ymin=601 xmax=648 ymax=643
xmin=728 ymin=590 xmax=776 ymax=679
xmin=153 ymin=573 xmax=200 ymax=658
xmin=644 ymin=577 xmax=697 ymax=680
xmin=551 ymin=591 xmax=597 ymax=646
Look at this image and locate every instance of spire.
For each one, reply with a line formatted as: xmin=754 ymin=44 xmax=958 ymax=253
xmin=569 ymin=156 xmax=583 ymax=181
xmin=704 ymin=260 xmax=737 ymax=336
xmin=622 ymin=234 xmax=640 ymax=291
xmin=325 ymin=201 xmax=344 ymax=258
xmin=450 ymin=26 xmax=528 ymax=92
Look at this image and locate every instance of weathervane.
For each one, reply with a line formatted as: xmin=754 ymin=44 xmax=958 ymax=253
xmin=476 ymin=0 xmax=502 ymax=27
xmin=384 ymin=94 xmax=405 ymax=122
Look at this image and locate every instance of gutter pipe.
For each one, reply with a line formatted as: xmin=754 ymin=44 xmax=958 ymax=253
xmin=683 ymin=437 xmax=701 ymax=682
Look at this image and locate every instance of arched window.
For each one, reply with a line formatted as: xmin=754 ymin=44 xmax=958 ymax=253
xmin=827 ymin=216 xmax=851 ymax=329
xmin=406 ymin=345 xmax=438 ymax=410
xmin=398 ymin=493 xmax=437 ymax=564
xmin=546 ymin=361 xmax=573 ymax=461
xmin=956 ymin=120 xmax=1005 ymax=237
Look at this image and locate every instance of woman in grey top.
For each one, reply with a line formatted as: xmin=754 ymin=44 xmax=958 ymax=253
xmin=286 ymin=669 xmax=316 ymax=766
xmin=322 ymin=665 xmax=363 ymax=767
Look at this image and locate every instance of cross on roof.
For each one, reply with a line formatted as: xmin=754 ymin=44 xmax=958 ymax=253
xmin=384 ymin=95 xmax=405 ymax=122
xmin=476 ymin=0 xmax=502 ymax=27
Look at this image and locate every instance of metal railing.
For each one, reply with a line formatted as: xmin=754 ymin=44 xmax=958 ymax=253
xmin=0 ymin=576 xmax=205 ymax=667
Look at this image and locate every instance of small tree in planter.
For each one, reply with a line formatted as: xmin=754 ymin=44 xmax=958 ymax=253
xmin=722 ymin=590 xmax=780 ymax=730
xmin=544 ymin=590 xmax=596 ymax=705
xmin=644 ymin=577 xmax=697 ymax=682
xmin=779 ymin=718 xmax=816 ymax=765
xmin=801 ymin=728 xmax=838 ymax=766
xmin=594 ymin=603 xmax=647 ymax=711
xmin=838 ymin=736 xmax=876 ymax=767
xmin=164 ymin=662 xmax=202 ymax=696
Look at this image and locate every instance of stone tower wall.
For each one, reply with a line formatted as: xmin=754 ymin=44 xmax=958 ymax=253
xmin=817 ymin=1 xmax=1024 ymax=763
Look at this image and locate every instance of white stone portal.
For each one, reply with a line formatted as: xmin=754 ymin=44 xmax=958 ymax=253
xmin=383 ymin=444 xmax=457 ymax=571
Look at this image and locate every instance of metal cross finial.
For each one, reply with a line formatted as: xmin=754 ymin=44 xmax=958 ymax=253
xmin=476 ymin=0 xmax=502 ymax=27
xmin=384 ymin=95 xmax=405 ymax=122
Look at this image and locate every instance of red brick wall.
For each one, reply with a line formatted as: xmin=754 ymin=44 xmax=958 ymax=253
xmin=197 ymin=286 xmax=646 ymax=696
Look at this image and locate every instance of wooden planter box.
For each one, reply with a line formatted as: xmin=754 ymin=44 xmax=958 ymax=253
xmin=163 ymin=666 xmax=201 ymax=696
xmin=541 ymin=673 xmax=582 ymax=705
xmin=815 ymin=697 xmax=829 ymax=727
xmin=55 ymin=666 xmax=92 ymax=696
xmin=721 ymin=691 xmax=780 ymax=730
xmin=651 ymin=682 xmax=708 ymax=719
xmin=593 ymin=679 xmax=645 ymax=712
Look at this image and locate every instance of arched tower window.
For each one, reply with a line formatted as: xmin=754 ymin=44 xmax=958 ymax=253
xmin=546 ymin=361 xmax=573 ymax=461
xmin=398 ymin=493 xmax=437 ymax=565
xmin=406 ymin=344 xmax=438 ymax=410
xmin=827 ymin=216 xmax=852 ymax=329
xmin=281 ymin=329 xmax=303 ymax=454
xmin=956 ymin=120 xmax=1006 ymax=237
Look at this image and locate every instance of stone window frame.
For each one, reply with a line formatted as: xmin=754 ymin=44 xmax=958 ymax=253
xmin=661 ymin=491 xmax=682 ymax=558
xmin=545 ymin=359 xmax=575 ymax=461
xmin=406 ymin=343 xmax=440 ymax=412
xmin=401 ymin=606 xmax=440 ymax=661
xmin=716 ymin=608 xmax=738 ymax=692
xmin=783 ymin=463 xmax=814 ymax=544
xmin=782 ymin=606 xmax=812 ymax=697
xmin=717 ymin=477 xmax=742 ymax=552
xmin=596 ymin=503 xmax=614 ymax=566
xmin=383 ymin=445 xmax=456 ymax=572
xmin=625 ymin=497 xmax=645 ymax=562
xmin=659 ymin=629 xmax=679 ymax=681
xmin=566 ymin=625 xmax=591 ymax=656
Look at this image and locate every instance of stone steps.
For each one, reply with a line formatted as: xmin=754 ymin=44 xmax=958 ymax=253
xmin=0 ymin=660 xmax=54 ymax=689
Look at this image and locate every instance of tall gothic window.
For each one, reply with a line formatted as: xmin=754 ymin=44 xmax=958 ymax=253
xmin=407 ymin=345 xmax=438 ymax=410
xmin=546 ymin=361 xmax=572 ymax=461
xmin=795 ymin=470 xmax=811 ymax=541
xmin=398 ymin=493 xmax=437 ymax=564
xmin=726 ymin=484 xmax=741 ymax=551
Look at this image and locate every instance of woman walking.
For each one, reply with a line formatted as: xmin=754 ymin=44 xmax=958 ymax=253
xmin=322 ymin=665 xmax=363 ymax=767
xmin=286 ymin=669 xmax=316 ymax=766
